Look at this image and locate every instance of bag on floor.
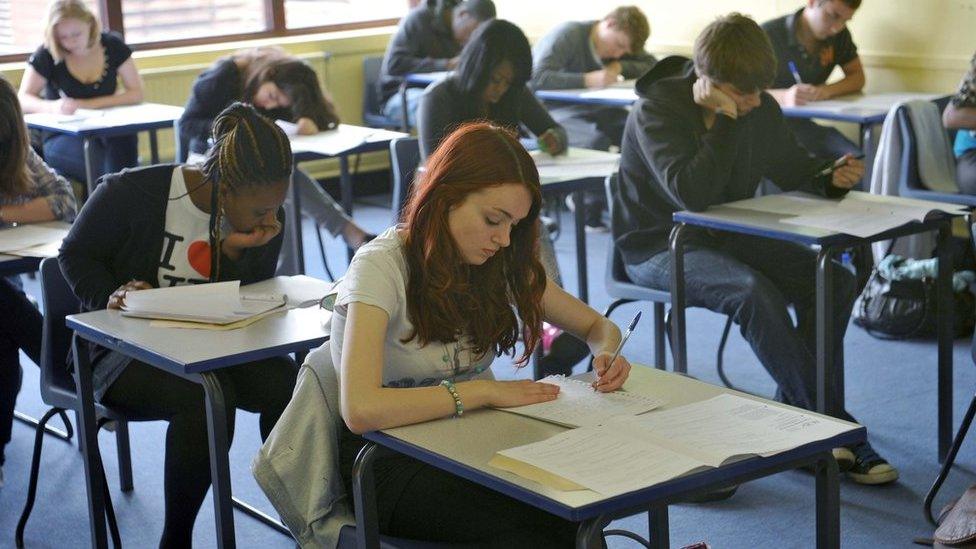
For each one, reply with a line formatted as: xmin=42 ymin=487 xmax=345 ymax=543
xmin=853 ymin=258 xmax=975 ymax=340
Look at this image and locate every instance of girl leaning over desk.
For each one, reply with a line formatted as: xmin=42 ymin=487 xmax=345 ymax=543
xmin=179 ymin=46 xmax=375 ymax=254
xmin=59 ymin=103 xmax=297 ymax=548
xmin=324 ymin=122 xmax=631 ymax=546
xmin=18 ymin=0 xmax=144 ymax=184
xmin=0 ymin=75 xmax=78 ymax=488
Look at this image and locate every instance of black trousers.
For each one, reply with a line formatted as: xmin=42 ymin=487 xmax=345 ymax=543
xmin=101 ymin=356 xmax=297 ymax=549
xmin=0 ymin=277 xmax=42 ymax=465
xmin=338 ymin=425 xmax=585 ymax=548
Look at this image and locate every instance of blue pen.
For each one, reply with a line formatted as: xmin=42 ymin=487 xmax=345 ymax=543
xmin=787 ymin=61 xmax=803 ymax=85
xmin=595 ymin=311 xmax=641 ymax=386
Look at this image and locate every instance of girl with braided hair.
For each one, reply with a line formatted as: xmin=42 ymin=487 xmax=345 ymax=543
xmin=59 ymin=102 xmax=298 ymax=548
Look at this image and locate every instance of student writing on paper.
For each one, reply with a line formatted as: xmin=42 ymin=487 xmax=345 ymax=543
xmin=614 ymin=13 xmax=895 ymax=485
xmin=59 ymin=104 xmax=298 ymax=547
xmin=316 ymin=123 xmax=631 ymax=545
xmin=762 ymin=0 xmax=864 ymax=159
xmin=178 ymin=46 xmax=375 ymax=256
xmin=0 ymin=77 xmax=77 ymax=487
xmin=416 ymin=18 xmax=577 ymax=376
xmin=942 ymin=51 xmax=976 ymax=195
xmin=378 ymin=0 xmax=496 ymax=128
xmin=18 ymin=0 xmax=144 ymax=184
xmin=531 ymin=6 xmax=656 ymax=231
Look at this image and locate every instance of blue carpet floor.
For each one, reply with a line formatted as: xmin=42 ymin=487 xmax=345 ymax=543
xmin=1 ymin=196 xmax=972 ymax=548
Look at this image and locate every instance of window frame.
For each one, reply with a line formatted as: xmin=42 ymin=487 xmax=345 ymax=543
xmin=0 ymin=0 xmax=400 ymax=63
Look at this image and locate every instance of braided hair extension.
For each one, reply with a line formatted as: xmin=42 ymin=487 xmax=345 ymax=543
xmin=198 ymin=102 xmax=293 ymax=282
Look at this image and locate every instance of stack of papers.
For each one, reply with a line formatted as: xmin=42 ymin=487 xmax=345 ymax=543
xmin=24 ymin=103 xmax=184 ymax=131
xmin=490 ymin=393 xmax=857 ymax=496
xmin=122 ymin=281 xmax=285 ymax=325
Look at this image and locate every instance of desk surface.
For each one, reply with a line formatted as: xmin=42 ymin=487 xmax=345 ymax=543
xmin=66 ymin=278 xmax=331 ymax=375
xmin=290 ymin=124 xmax=407 ymax=159
xmin=24 ymin=102 xmax=184 ymax=136
xmin=781 ymin=92 xmax=943 ymax=124
xmin=366 ymin=365 xmax=863 ymax=522
xmin=674 ymin=191 xmax=962 ymax=246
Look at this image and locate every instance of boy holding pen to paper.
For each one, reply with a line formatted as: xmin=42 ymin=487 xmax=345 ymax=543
xmin=614 ymin=13 xmax=896 ymax=485
xmin=762 ymin=0 xmax=865 ymax=159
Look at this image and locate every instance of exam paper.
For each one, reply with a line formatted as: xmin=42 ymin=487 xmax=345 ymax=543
xmin=618 ymin=394 xmax=856 ymax=467
xmin=122 ymin=281 xmax=285 ymax=324
xmin=494 ymin=426 xmax=703 ymax=496
xmin=290 ymin=124 xmax=403 ymax=156
xmin=531 ymin=147 xmax=619 ymax=181
xmin=499 ymin=375 xmax=664 ymax=428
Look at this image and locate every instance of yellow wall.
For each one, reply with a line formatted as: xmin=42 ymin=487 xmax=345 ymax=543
xmin=1 ymin=1 xmax=970 ymax=173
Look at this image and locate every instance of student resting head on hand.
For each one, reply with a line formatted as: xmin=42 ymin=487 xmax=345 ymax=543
xmin=59 ymin=102 xmax=298 ymax=548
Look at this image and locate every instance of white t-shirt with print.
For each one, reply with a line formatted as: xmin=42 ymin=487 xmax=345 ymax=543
xmin=157 ymin=167 xmax=214 ymax=287
xmin=328 ymin=226 xmax=495 ymax=388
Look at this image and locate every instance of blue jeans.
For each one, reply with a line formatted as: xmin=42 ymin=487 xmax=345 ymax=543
xmin=625 ymin=231 xmax=857 ymax=422
xmin=381 ymin=87 xmax=424 ymax=130
xmin=43 ymin=132 xmax=138 ymax=184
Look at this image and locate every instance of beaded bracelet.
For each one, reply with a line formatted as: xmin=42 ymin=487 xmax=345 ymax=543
xmin=440 ymin=379 xmax=464 ymax=417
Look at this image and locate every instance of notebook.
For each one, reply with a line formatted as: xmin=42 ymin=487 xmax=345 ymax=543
xmin=121 ymin=281 xmax=285 ymax=325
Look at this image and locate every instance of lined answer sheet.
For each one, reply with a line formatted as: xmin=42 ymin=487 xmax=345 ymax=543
xmin=615 ymin=394 xmax=856 ymax=467
xmin=498 ymin=375 xmax=664 ymax=428
xmin=493 ymin=426 xmax=703 ymax=496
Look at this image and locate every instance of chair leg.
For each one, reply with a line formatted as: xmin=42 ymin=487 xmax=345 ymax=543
xmin=925 ymin=393 xmax=976 ymax=525
xmin=96 ymin=418 xmax=124 ymax=547
xmin=13 ymin=410 xmax=72 ymax=441
xmin=653 ymin=303 xmax=666 ymax=370
xmin=16 ymin=407 xmax=62 ymax=548
xmin=314 ymin=222 xmax=335 ymax=282
xmin=116 ymin=420 xmax=134 ymax=493
xmin=602 ymin=298 xmax=632 ymax=319
xmin=715 ymin=316 xmax=741 ymax=391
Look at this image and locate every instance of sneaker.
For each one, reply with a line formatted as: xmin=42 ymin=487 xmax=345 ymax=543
xmin=832 ymin=446 xmax=855 ymax=472
xmin=846 ymin=442 xmax=898 ymax=485
xmin=584 ymin=220 xmax=610 ymax=233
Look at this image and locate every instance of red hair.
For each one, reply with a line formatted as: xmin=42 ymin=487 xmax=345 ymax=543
xmin=401 ymin=122 xmax=546 ymax=365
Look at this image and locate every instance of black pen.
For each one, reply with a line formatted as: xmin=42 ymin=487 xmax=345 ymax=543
xmin=594 ymin=311 xmax=641 ymax=387
xmin=816 ymin=153 xmax=865 ymax=177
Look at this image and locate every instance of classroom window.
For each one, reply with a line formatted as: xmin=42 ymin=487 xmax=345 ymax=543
xmin=0 ymin=0 xmax=99 ymax=55
xmin=121 ymin=0 xmax=268 ymax=44
xmin=284 ymin=0 xmax=404 ymax=30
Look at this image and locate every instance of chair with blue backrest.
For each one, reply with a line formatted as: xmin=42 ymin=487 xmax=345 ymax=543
xmin=897 ymin=97 xmax=976 ymax=207
xmin=363 ymin=57 xmax=407 ymax=131
xmin=389 ymin=137 xmax=421 ymax=225
xmin=16 ymin=257 xmax=126 ymax=548
xmin=602 ymin=174 xmax=739 ymax=387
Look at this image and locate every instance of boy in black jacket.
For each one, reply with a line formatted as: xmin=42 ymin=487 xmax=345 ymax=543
xmin=614 ymin=12 xmax=896 ymax=485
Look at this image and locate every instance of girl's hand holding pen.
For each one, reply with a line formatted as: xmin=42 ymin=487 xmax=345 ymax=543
xmin=591 ymin=352 xmax=632 ymax=392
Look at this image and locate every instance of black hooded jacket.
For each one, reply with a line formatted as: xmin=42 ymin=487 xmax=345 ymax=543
xmin=613 ymin=56 xmax=846 ymax=265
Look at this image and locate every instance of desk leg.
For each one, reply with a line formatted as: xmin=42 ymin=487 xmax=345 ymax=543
xmin=860 ymin=123 xmax=876 ymax=191
xmin=937 ymin=221 xmax=954 ymax=462
xmin=72 ymin=335 xmax=109 ymax=549
xmin=398 ymin=82 xmax=410 ymax=132
xmin=340 ymin=155 xmax=355 ymax=262
xmin=648 ymin=505 xmax=669 ymax=549
xmin=289 ymin=168 xmax=305 ymax=275
xmin=200 ymin=372 xmax=236 ymax=549
xmin=83 ymin=137 xmax=96 ymax=197
xmin=573 ymin=189 xmax=589 ymax=304
xmin=149 ymin=129 xmax=160 ymax=164
xmin=352 ymin=442 xmax=381 ymax=549
xmin=815 ymin=249 xmax=839 ymax=416
xmin=669 ymin=224 xmax=689 ymax=375
xmin=576 ymin=515 xmax=608 ymax=549
xmin=815 ymin=451 xmax=841 ymax=549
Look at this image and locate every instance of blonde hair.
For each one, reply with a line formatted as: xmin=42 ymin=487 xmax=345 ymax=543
xmin=44 ymin=0 xmax=100 ymax=63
